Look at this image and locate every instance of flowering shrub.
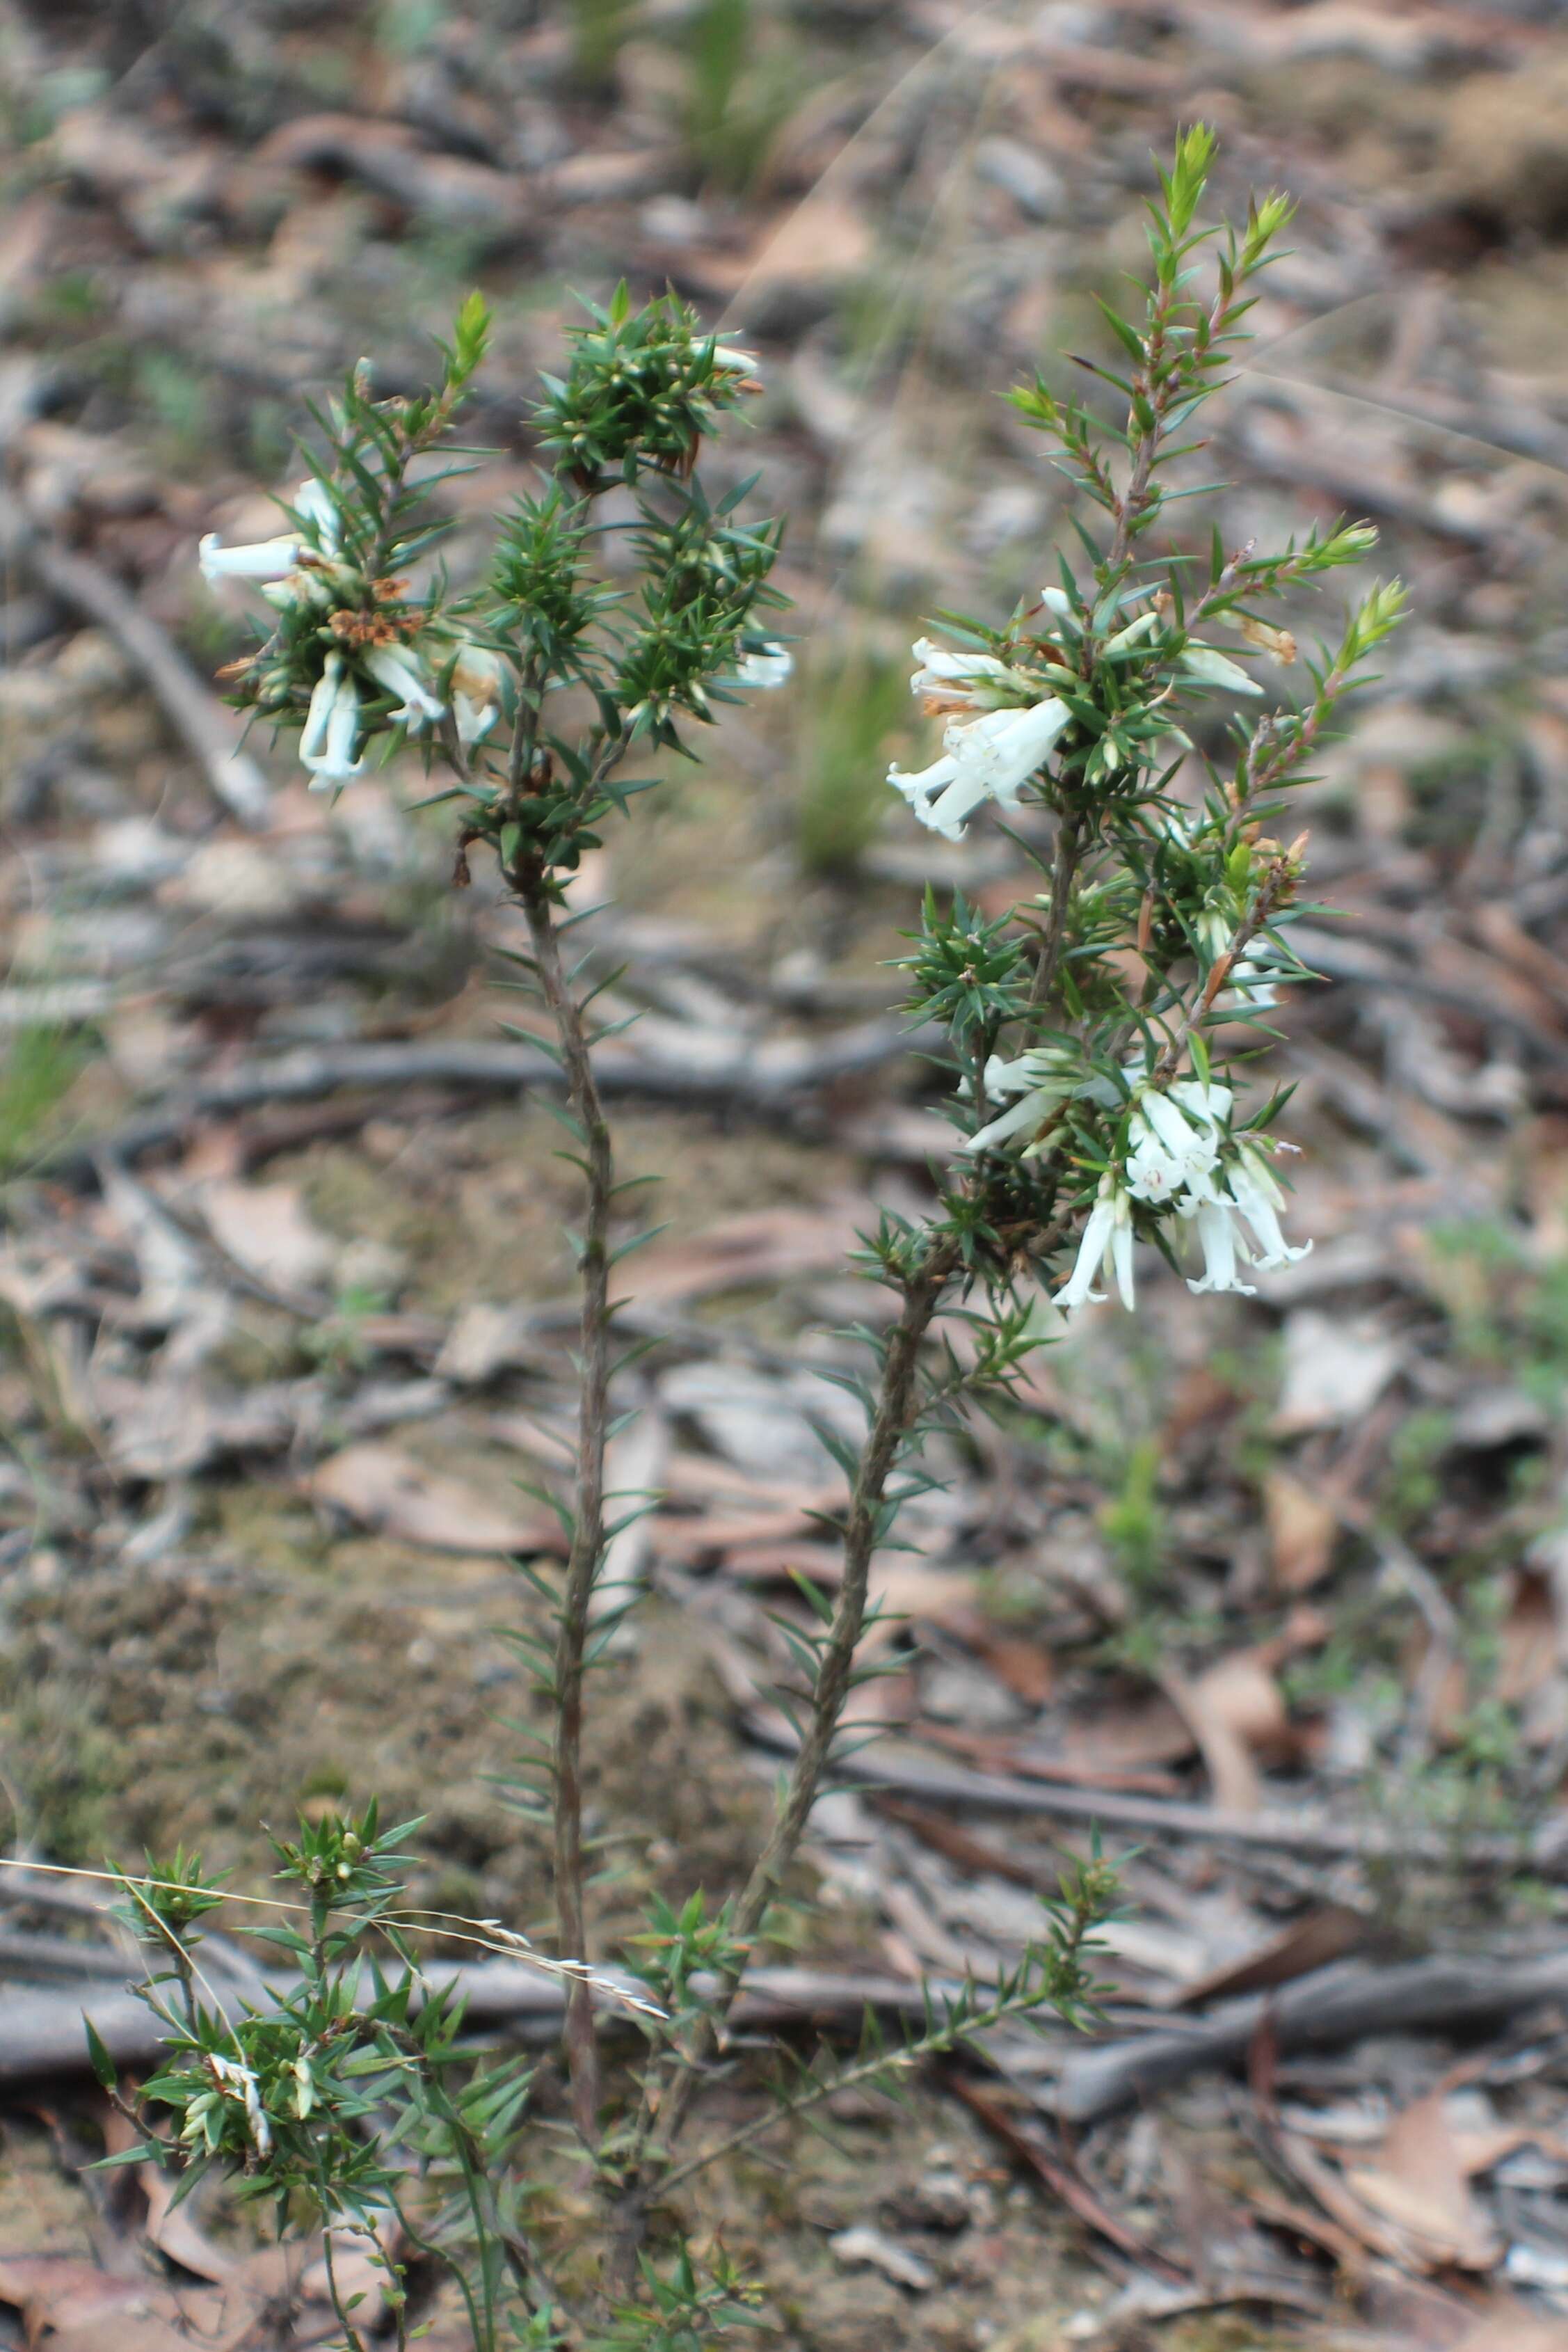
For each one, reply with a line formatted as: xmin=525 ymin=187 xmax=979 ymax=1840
xmin=101 ymin=130 xmax=1400 ymax=2347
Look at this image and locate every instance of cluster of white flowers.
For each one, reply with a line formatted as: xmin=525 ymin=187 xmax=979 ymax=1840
xmin=888 ymin=604 xmax=1273 ymax=847
xmin=1057 ymin=1076 xmax=1309 ymax=1314
xmin=182 ymin=2040 xmax=323 ymax=2160
xmin=959 ymin=1052 xmax=1310 ymax=1310
xmin=888 ymin=617 xmax=1312 ymax=1314
xmin=201 ymin=483 xmax=482 ymax=790
xmin=890 ymin=634 xmax=1070 ymax=842
xmin=200 ymin=482 xmax=791 ymax=793
xmin=186 ymin=2050 xmax=273 ymax=2157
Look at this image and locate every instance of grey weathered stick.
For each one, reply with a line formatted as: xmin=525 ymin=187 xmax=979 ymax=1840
xmin=0 ymin=485 xmax=272 ymax=828
xmin=0 ymin=1959 xmax=973 ymax=2088
xmin=743 ymin=1715 xmax=1568 ymax=1875
xmin=1053 ymin=1950 xmax=1568 ymax=2123
xmin=45 ymin=1017 xmax=936 ymax=1182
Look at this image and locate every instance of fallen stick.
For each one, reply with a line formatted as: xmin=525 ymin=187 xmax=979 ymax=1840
xmin=744 ymin=1713 xmax=1568 ymax=1877
xmin=45 ymin=1017 xmax=936 ymax=1181
xmin=949 ymin=2076 xmax=1187 ymax=2284
xmin=0 ymin=485 xmax=271 ymax=829
xmin=15 ymin=1940 xmax=1560 ymax=2147
xmin=1288 ymin=922 xmax=1568 ymax=1066
xmin=1053 ymin=1949 xmax=1568 ymax=2124
xmin=0 ymin=1957 xmax=978 ymax=2088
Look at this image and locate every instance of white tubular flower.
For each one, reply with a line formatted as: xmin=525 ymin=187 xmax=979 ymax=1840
xmin=1055 ymin=1175 xmax=1135 ymax=1314
xmin=957 ymin=699 xmax=1073 ymax=797
xmin=364 ymin=646 xmax=446 ymax=733
xmin=890 ymin=696 xmax=1071 ymax=841
xmin=1170 ymin=1073 xmax=1233 ymax=1134
xmin=1101 ymin=609 xmax=1160 ymax=655
xmin=909 ymin=637 xmax=1014 ymax=706
xmin=199 ymin=528 xmax=301 ymax=585
xmin=200 ymin=479 xmax=339 ymax=589
xmin=1226 ymin=1143 xmax=1311 ymax=1269
xmin=732 ymin=642 xmax=792 ymax=689
xmin=1129 ymin=1088 xmax=1221 ymax=1192
xmin=1179 ymin=644 xmax=1261 ymax=695
xmin=450 ymin=644 xmax=507 ymax=746
xmin=963 ymin=1049 xmax=1075 ymax=1154
xmin=209 ymin=2053 xmax=273 ymax=2156
xmin=1041 ymin=586 xmax=1082 ymax=633
xmin=1184 ymin=1198 xmax=1257 ymax=1296
xmin=292 ymin=478 xmax=341 ymax=555
xmin=301 ymin=653 xmax=365 ymax=790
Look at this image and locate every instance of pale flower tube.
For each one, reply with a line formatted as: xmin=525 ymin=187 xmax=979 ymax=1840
xmin=450 ymin=644 xmax=507 ymax=745
xmin=963 ymin=1049 xmax=1076 ymax=1154
xmin=732 ymin=642 xmax=792 ymax=689
xmin=301 ymin=654 xmax=365 ymax=790
xmin=199 ymin=478 xmax=339 ymax=588
xmin=909 ymin=637 xmax=1014 ymax=705
xmin=1226 ymin=1144 xmax=1311 ymax=1269
xmin=199 ymin=528 xmax=302 ymax=586
xmin=363 ymin=646 xmax=446 ymax=733
xmin=1055 ymin=1176 xmax=1135 ymax=1314
xmin=1184 ymin=1198 xmax=1257 ymax=1296
xmin=890 ymin=696 xmax=1071 ymax=841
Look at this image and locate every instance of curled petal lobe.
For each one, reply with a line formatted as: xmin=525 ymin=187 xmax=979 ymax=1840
xmin=1227 ymin=1147 xmax=1311 ymax=1268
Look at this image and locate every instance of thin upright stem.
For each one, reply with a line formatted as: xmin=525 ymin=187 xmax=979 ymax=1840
xmin=635 ymin=1244 xmax=957 ymax=2175
xmin=320 ymin=2218 xmax=370 ymax=2352
xmin=518 ymin=868 xmax=612 ymax=2147
xmin=1028 ymin=809 xmax=1084 ymax=1011
xmin=1106 ymin=280 xmax=1175 ymax=575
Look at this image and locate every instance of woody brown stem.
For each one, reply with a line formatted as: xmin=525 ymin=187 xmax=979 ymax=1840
xmin=516 ymin=866 xmax=611 ymax=2147
xmin=628 ymin=1242 xmax=959 ymax=2189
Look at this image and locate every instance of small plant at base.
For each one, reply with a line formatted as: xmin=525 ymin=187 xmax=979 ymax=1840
xmin=105 ymin=129 xmax=1399 ymax=2344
